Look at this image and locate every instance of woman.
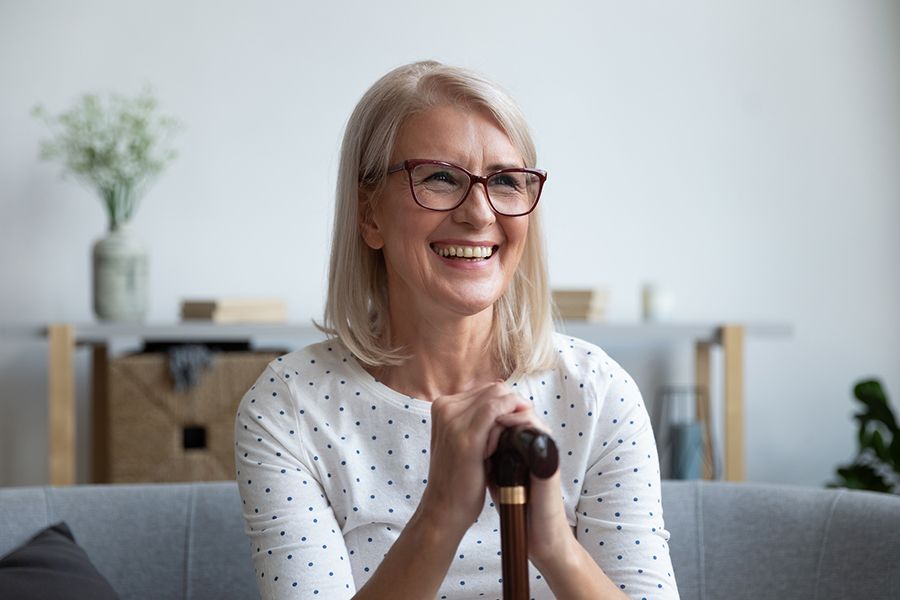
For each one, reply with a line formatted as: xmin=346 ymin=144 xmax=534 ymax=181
xmin=235 ymin=61 xmax=679 ymax=599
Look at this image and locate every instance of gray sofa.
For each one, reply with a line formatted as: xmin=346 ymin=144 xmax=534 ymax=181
xmin=1 ymin=480 xmax=899 ymax=599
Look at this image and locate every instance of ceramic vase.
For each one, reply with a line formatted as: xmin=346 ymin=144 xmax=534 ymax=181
xmin=92 ymin=222 xmax=148 ymax=322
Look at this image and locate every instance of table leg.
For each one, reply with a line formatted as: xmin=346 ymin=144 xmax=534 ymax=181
xmin=91 ymin=344 xmax=109 ymax=483
xmin=721 ymin=325 xmax=745 ymax=481
xmin=48 ymin=324 xmax=76 ymax=486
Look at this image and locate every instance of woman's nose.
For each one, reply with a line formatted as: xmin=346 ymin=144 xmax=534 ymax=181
xmin=452 ymin=182 xmax=496 ymax=228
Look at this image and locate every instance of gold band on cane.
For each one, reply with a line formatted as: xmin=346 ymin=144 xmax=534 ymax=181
xmin=499 ymin=485 xmax=527 ymax=505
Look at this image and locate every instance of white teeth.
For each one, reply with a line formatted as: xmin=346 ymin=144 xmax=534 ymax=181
xmin=432 ymin=244 xmax=495 ymax=259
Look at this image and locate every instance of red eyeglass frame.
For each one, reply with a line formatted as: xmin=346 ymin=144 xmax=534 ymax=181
xmin=386 ymin=159 xmax=548 ymax=217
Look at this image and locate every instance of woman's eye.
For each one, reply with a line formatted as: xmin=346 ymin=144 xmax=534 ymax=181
xmin=491 ymin=174 xmax=521 ymax=189
xmin=425 ymin=170 xmax=457 ymax=185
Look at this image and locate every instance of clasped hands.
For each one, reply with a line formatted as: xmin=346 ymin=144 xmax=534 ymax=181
xmin=421 ymin=381 xmax=574 ymax=569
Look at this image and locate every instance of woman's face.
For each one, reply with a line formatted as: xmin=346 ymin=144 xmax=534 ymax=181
xmin=361 ymin=104 xmax=530 ymax=322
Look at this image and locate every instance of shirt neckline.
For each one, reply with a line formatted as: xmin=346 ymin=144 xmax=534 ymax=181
xmin=340 ymin=349 xmax=433 ymax=415
xmin=338 ymin=343 xmax=524 ymax=415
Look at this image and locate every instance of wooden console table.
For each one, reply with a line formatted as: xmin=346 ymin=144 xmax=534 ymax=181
xmin=34 ymin=321 xmax=790 ymax=485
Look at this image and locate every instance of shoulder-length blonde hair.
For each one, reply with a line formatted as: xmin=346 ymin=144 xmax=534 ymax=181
xmin=320 ymin=60 xmax=556 ymax=376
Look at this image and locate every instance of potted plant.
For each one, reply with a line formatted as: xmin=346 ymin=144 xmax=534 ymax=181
xmin=829 ymin=379 xmax=900 ymax=494
xmin=33 ymin=87 xmax=182 ymax=321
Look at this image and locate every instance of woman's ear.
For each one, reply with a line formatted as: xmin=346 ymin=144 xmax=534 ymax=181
xmin=358 ymin=187 xmax=384 ymax=250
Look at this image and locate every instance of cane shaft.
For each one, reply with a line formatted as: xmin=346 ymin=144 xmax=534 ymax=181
xmin=499 ymin=485 xmax=529 ymax=600
xmin=491 ymin=427 xmax=558 ymax=600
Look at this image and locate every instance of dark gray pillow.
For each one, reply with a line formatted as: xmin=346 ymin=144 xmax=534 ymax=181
xmin=0 ymin=521 xmax=119 ymax=599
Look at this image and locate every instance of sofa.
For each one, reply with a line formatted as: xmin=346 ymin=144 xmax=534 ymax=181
xmin=1 ymin=480 xmax=899 ymax=599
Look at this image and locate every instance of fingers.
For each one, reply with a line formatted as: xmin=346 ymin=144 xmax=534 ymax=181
xmin=432 ymin=381 xmax=535 ymax=463
xmin=431 ymin=380 xmax=509 ymax=419
xmin=457 ymin=382 xmax=525 ymax=426
xmin=449 ymin=379 xmax=506 ymax=402
xmin=494 ymin=406 xmax=552 ymax=436
xmin=484 ymin=421 xmax=506 ymax=459
xmin=423 ymin=381 xmax=530 ymax=528
xmin=431 ymin=382 xmax=522 ymax=468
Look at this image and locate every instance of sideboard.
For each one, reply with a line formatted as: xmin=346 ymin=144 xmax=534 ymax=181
xmin=4 ymin=321 xmax=791 ymax=485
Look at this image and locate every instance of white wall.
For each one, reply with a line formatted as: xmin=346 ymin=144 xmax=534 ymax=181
xmin=1 ymin=0 xmax=898 ymax=487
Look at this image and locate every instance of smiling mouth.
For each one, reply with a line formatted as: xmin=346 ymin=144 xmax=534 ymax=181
xmin=429 ymin=243 xmax=499 ymax=261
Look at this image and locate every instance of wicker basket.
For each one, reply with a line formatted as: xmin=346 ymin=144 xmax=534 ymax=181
xmin=107 ymin=351 xmax=283 ymax=483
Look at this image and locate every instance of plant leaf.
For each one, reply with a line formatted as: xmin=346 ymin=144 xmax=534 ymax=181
xmin=32 ymin=87 xmax=182 ymax=224
xmin=834 ymin=462 xmax=891 ymax=493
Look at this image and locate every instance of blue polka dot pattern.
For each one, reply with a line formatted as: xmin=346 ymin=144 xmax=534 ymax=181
xmin=234 ymin=334 xmax=679 ymax=599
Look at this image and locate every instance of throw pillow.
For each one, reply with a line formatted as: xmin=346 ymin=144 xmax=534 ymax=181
xmin=0 ymin=521 xmax=119 ymax=599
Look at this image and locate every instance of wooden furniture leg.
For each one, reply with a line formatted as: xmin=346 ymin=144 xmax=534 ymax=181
xmin=91 ymin=344 xmax=109 ymax=483
xmin=721 ymin=325 xmax=745 ymax=481
xmin=694 ymin=341 xmax=714 ymax=480
xmin=48 ymin=324 xmax=76 ymax=485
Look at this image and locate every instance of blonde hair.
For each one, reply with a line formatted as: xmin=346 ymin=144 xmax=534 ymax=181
xmin=320 ymin=60 xmax=556 ymax=376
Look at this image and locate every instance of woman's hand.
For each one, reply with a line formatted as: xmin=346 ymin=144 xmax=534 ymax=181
xmin=420 ymin=381 xmax=531 ymax=535
xmin=486 ymin=401 xmax=574 ymax=569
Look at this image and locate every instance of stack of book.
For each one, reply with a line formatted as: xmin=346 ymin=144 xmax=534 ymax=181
xmin=180 ymin=298 xmax=287 ymax=324
xmin=552 ymin=289 xmax=608 ymax=321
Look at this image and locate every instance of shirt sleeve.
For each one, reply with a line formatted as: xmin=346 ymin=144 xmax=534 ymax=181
xmin=575 ymin=364 xmax=680 ymax=600
xmin=234 ymin=364 xmax=356 ymax=599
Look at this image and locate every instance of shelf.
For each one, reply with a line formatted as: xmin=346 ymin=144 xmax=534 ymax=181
xmin=559 ymin=321 xmax=791 ymax=345
xmin=1 ymin=320 xmax=792 ymax=346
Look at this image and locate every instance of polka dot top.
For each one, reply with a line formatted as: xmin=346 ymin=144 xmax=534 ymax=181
xmin=234 ymin=334 xmax=680 ymax=599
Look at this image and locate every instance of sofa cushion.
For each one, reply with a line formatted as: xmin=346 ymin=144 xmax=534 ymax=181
xmin=0 ymin=521 xmax=119 ymax=599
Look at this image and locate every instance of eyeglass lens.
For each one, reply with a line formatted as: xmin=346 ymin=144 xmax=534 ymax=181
xmin=410 ymin=163 xmax=541 ymax=215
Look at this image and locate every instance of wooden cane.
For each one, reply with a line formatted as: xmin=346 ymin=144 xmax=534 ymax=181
xmin=490 ymin=425 xmax=559 ymax=600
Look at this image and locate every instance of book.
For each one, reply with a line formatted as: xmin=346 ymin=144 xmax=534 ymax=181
xmin=551 ymin=290 xmax=596 ymax=303
xmin=552 ymin=288 xmax=608 ymax=321
xmin=180 ymin=298 xmax=287 ymax=323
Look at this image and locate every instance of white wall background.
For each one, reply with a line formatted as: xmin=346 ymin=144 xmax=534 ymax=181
xmin=1 ymin=0 xmax=898 ymax=487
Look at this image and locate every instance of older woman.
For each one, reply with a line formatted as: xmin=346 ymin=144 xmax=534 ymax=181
xmin=235 ymin=61 xmax=679 ymax=600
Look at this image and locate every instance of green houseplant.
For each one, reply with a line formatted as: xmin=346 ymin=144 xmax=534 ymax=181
xmin=33 ymin=88 xmax=182 ymax=321
xmin=829 ymin=379 xmax=900 ymax=494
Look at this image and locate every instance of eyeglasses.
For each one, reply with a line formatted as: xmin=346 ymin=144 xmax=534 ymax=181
xmin=386 ymin=159 xmax=547 ymax=217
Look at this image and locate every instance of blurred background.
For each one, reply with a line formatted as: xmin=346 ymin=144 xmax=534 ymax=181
xmin=1 ymin=0 xmax=898 ymax=488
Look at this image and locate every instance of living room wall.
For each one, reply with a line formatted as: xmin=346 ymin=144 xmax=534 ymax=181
xmin=1 ymin=0 xmax=898 ymax=487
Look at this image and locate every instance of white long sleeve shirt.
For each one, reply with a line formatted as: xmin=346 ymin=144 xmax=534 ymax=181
xmin=234 ymin=333 xmax=680 ymax=599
